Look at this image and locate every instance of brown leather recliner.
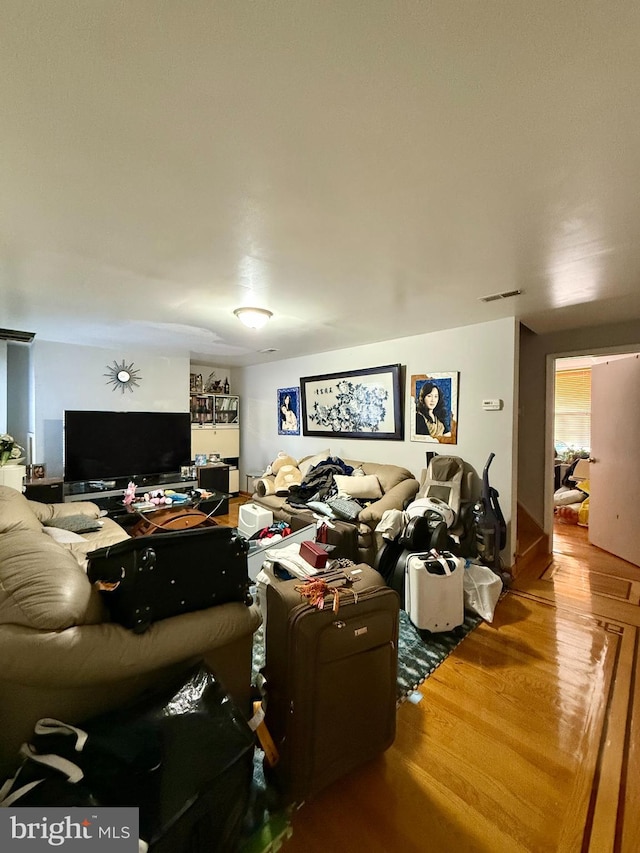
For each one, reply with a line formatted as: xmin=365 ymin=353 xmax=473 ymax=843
xmin=0 ymin=486 xmax=261 ymax=778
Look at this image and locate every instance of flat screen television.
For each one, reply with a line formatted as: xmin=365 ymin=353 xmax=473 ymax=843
xmin=64 ymin=410 xmax=192 ymax=483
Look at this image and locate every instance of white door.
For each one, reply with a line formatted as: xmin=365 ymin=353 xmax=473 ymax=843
xmin=589 ymin=354 xmax=640 ymax=567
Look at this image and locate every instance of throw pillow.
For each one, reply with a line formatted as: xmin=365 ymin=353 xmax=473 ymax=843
xmin=29 ymin=500 xmax=101 ymax=523
xmin=298 ymin=450 xmax=331 ymax=478
xmin=553 ymin=487 xmax=587 ymax=507
xmin=306 ymin=500 xmax=336 ymax=517
xmin=43 ymin=515 xmax=103 ymax=533
xmin=42 ymin=526 xmax=87 ymax=544
xmin=42 ymin=526 xmax=93 ymax=571
xmin=333 ymin=473 xmax=383 ymax=500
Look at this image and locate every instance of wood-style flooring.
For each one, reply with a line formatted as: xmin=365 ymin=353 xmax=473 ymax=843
xmin=222 ymin=499 xmax=639 ymax=852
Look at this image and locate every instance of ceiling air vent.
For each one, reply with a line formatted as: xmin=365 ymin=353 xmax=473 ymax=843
xmin=479 ymin=290 xmax=522 ymax=303
xmin=0 ymin=328 xmax=35 ymax=342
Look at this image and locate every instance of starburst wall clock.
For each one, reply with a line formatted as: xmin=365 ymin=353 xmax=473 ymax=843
xmin=104 ymin=360 xmax=142 ymax=394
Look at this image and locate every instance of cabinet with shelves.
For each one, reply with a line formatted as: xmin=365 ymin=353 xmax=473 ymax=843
xmin=189 ymin=394 xmax=238 ymax=428
xmin=190 ymin=393 xmax=240 ymax=493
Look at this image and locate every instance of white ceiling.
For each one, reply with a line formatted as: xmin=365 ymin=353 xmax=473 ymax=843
xmin=2 ymin=2 xmax=640 ymax=367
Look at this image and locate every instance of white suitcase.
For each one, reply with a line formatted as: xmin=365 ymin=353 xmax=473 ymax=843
xmin=405 ymin=551 xmax=464 ymax=632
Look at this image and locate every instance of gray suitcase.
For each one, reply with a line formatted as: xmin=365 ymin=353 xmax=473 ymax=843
xmin=263 ymin=563 xmax=399 ymax=804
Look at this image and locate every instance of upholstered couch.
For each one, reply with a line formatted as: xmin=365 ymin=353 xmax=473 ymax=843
xmin=0 ymin=486 xmax=261 ymax=777
xmin=251 ymin=455 xmax=420 ymax=564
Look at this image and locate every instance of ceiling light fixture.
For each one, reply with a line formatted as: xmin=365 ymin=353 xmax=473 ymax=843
xmin=233 ymin=307 xmax=273 ymax=329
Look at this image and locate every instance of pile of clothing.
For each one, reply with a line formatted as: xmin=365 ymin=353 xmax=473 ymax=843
xmin=287 ymin=457 xmax=354 ymax=507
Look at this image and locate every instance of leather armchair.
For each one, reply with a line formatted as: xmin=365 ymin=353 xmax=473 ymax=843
xmin=0 ymin=486 xmax=261 ymax=777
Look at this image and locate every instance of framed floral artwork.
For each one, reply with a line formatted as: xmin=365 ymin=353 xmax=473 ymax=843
xmin=410 ymin=372 xmax=459 ymax=444
xmin=300 ymin=364 xmax=403 ymax=440
xmin=278 ymin=387 xmax=300 ymax=435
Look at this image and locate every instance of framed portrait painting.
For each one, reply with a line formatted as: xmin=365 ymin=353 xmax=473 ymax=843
xmin=410 ymin=372 xmax=459 ymax=444
xmin=278 ymin=387 xmax=301 ymax=436
xmin=300 ymin=364 xmax=403 ymax=440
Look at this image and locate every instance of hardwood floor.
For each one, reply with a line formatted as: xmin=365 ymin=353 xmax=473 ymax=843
xmin=225 ymin=500 xmax=639 ymax=852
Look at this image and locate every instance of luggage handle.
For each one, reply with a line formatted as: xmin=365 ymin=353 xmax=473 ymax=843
xmin=406 ymin=550 xmax=455 ymax=577
xmin=0 ymin=743 xmax=86 ymax=806
xmin=434 ymin=555 xmax=452 ymax=576
xmin=426 ymin=549 xmax=454 ymax=576
xmin=0 ymin=718 xmax=91 ymax=806
xmin=16 ymin=743 xmax=85 ymax=783
xmin=34 ymin=718 xmax=89 ymax=751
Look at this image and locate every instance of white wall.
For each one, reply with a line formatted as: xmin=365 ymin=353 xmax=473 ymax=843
xmin=0 ymin=341 xmax=6 ymax=433
xmin=238 ymin=317 xmax=519 ymax=564
xmin=32 ymin=341 xmax=190 ymax=477
xmin=7 ymin=343 xmax=31 ymax=459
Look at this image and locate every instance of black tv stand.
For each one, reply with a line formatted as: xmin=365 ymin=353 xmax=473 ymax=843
xmin=63 ymin=474 xmax=198 ymax=511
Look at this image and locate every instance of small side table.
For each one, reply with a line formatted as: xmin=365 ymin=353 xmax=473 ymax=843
xmin=245 ymin=471 xmax=263 ymax=494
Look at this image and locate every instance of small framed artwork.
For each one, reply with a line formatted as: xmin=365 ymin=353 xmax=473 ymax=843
xmin=190 ymin=373 xmax=203 ymax=393
xmin=27 ymin=463 xmax=47 ymax=480
xmin=410 ymin=372 xmax=459 ymax=444
xmin=300 ymin=364 xmax=403 ymax=440
xmin=278 ymin=387 xmax=300 ymax=435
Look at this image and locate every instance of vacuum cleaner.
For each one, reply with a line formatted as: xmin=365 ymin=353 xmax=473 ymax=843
xmin=473 ymin=453 xmax=507 ymax=577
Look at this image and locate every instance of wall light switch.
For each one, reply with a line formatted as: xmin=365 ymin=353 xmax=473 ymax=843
xmin=482 ymin=399 xmax=503 ymax=411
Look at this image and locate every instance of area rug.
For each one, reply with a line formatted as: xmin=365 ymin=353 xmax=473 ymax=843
xmin=240 ymin=608 xmax=482 ymax=852
xmin=394 ymin=608 xmax=482 ymax=702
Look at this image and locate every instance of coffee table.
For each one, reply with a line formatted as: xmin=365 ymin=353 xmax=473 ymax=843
xmin=125 ymin=490 xmax=230 ymax=536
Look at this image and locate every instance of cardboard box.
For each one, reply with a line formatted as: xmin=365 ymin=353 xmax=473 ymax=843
xmin=299 ymin=540 xmax=328 ymax=569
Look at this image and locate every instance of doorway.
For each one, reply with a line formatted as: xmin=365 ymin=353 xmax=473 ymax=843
xmin=550 ymin=350 xmax=640 ymax=567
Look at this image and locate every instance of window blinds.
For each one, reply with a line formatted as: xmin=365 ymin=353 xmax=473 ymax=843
xmin=554 ymin=368 xmax=591 ymax=451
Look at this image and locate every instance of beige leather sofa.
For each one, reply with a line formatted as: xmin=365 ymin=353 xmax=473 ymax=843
xmin=251 ymin=457 xmax=420 ymax=564
xmin=0 ymin=486 xmax=261 ymax=777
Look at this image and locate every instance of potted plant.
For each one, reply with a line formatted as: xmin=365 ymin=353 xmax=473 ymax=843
xmin=0 ymin=434 xmax=25 ymax=467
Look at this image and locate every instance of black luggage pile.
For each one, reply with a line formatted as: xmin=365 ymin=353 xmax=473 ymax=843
xmin=0 ymin=666 xmax=255 ymax=852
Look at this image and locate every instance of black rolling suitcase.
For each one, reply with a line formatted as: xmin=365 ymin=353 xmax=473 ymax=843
xmin=263 ymin=563 xmax=399 ymax=804
xmin=87 ymin=526 xmax=252 ymax=632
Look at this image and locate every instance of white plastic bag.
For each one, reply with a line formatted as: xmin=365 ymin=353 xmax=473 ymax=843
xmin=463 ymin=563 xmax=503 ymax=622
